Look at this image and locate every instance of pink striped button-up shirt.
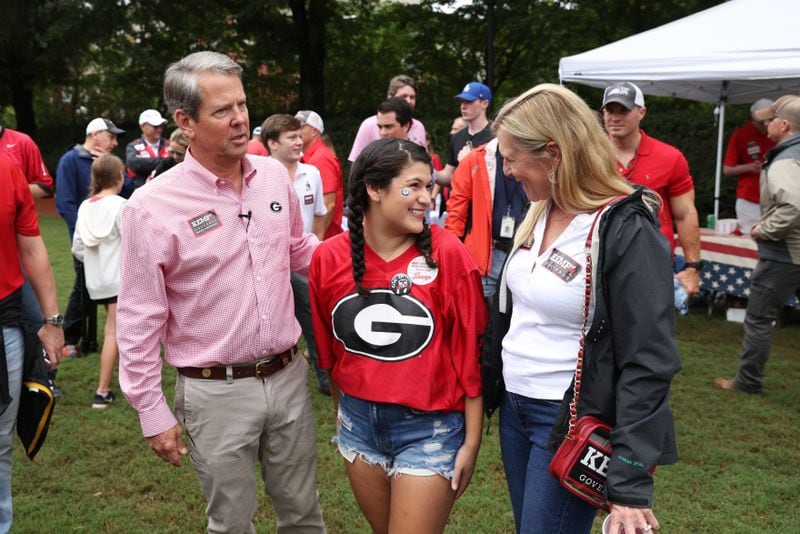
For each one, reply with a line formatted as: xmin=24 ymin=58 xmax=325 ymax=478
xmin=117 ymin=150 xmax=318 ymax=437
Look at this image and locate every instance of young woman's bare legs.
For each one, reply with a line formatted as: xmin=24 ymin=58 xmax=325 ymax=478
xmin=345 ymin=456 xmax=456 ymax=534
xmin=96 ymin=302 xmax=117 ymax=393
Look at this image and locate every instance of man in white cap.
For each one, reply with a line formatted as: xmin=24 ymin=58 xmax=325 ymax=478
xmin=602 ymin=81 xmax=702 ymax=297
xmin=296 ymin=109 xmax=343 ymax=239
xmin=56 ymin=117 xmax=129 ymax=358
xmin=715 ymin=95 xmax=800 ymax=395
xmin=125 ymin=109 xmax=170 ymax=187
xmin=723 ymin=98 xmax=776 ymax=233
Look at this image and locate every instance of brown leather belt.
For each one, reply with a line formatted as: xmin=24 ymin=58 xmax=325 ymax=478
xmin=177 ymin=346 xmax=295 ymax=380
xmin=493 ymin=239 xmax=513 ymax=252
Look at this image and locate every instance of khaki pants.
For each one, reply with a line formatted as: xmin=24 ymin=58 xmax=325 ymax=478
xmin=175 ymin=355 xmax=325 ymax=533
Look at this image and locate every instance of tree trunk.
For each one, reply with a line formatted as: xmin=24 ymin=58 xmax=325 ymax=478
xmin=10 ymin=81 xmax=37 ymax=136
xmin=289 ymin=0 xmax=327 ymax=113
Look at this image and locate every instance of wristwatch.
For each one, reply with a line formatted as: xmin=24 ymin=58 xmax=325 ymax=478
xmin=684 ymin=261 xmax=705 ymax=271
xmin=42 ymin=313 xmax=64 ymax=327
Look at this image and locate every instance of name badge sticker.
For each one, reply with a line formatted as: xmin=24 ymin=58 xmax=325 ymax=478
xmin=188 ymin=210 xmax=223 ymax=237
xmin=542 ymin=248 xmax=581 ymax=283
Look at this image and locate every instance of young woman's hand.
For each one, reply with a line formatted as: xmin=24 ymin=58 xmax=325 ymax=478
xmin=451 ymin=441 xmax=479 ymax=498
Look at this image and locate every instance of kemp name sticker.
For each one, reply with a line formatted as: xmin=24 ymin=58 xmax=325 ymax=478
xmin=189 ymin=210 xmax=223 ymax=237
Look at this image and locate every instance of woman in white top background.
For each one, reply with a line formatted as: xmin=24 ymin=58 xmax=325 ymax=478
xmin=489 ymin=84 xmax=681 ymax=534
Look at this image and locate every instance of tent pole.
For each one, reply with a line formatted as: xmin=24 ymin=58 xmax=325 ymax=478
xmin=714 ymin=102 xmax=725 ymax=221
xmin=713 ymin=83 xmax=729 ymax=221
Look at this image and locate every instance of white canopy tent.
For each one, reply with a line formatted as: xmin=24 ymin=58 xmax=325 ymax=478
xmin=559 ymin=0 xmax=800 ymax=218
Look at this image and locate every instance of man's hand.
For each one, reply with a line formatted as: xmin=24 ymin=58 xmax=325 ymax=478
xmin=675 ymin=268 xmax=701 ymax=297
xmin=456 ymin=144 xmax=473 ymax=163
xmin=742 ymin=161 xmax=762 ymax=174
xmin=89 ymin=145 xmax=111 ymax=158
xmin=750 ymin=224 xmax=763 ymax=241
xmin=146 ymin=424 xmax=189 ymax=467
xmin=38 ymin=324 xmax=64 ymax=370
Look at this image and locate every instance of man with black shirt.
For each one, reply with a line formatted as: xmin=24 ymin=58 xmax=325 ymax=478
xmin=435 ymin=82 xmax=493 ymax=186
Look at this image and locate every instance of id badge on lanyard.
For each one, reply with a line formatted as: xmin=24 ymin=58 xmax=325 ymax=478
xmin=500 ymin=208 xmax=515 ymax=239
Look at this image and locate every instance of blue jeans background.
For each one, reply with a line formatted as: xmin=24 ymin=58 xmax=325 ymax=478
xmin=0 ymin=327 xmax=24 ymax=534
xmin=499 ymin=391 xmax=598 ymax=534
xmin=482 ymin=248 xmax=508 ymax=297
xmin=290 ymin=272 xmax=329 ymax=392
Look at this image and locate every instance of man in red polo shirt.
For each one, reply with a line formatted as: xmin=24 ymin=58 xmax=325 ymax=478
xmin=0 ymin=125 xmax=52 ymax=198
xmin=723 ymin=98 xmax=776 ymax=234
xmin=602 ymin=81 xmax=702 ymax=297
xmin=295 ymin=110 xmax=343 ymax=239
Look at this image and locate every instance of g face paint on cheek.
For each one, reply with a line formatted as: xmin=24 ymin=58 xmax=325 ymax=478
xmin=400 ymin=187 xmax=411 ymax=197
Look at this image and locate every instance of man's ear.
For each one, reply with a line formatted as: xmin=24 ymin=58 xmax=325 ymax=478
xmin=174 ymin=110 xmax=195 ymax=140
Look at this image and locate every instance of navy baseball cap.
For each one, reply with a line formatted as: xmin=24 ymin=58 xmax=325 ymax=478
xmin=454 ymin=82 xmax=492 ymax=102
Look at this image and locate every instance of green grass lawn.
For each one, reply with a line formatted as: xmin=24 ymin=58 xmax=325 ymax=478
xmin=10 ymin=214 xmax=800 ymax=532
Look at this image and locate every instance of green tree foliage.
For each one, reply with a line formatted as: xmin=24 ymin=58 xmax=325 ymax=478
xmin=0 ymin=0 xmax=123 ymax=134
xmin=3 ymin=0 xmax=734 ymax=211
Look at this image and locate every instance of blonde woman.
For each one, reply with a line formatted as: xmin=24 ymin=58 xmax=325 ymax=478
xmin=488 ymin=84 xmax=680 ymax=533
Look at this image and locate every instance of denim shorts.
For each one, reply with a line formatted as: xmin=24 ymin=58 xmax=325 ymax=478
xmin=336 ymin=391 xmax=465 ymax=479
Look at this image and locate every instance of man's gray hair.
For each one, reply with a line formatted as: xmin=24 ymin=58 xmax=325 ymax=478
xmin=164 ymin=51 xmax=242 ymax=121
xmin=387 ymin=75 xmax=417 ymax=98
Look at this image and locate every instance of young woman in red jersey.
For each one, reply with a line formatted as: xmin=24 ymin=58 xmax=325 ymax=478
xmin=309 ymin=138 xmax=487 ymax=533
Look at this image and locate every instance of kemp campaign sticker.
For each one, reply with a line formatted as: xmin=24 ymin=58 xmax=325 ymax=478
xmin=542 ymin=248 xmax=581 ymax=282
xmin=407 ymin=256 xmax=438 ymax=285
xmin=188 ymin=210 xmax=223 ymax=237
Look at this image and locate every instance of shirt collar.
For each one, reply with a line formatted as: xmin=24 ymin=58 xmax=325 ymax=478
xmin=635 ymin=129 xmax=652 ymax=156
xmin=183 ymin=149 xmax=257 ymax=190
xmin=303 ymin=138 xmax=324 ymax=160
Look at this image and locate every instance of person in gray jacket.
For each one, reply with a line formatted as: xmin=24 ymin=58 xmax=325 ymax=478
xmin=715 ymin=95 xmax=800 ymax=395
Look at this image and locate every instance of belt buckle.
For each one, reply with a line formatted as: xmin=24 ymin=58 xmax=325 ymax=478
xmin=254 ymin=358 xmax=272 ymax=378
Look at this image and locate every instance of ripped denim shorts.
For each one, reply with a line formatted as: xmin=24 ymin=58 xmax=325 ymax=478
xmin=336 ymin=391 xmax=465 ymax=479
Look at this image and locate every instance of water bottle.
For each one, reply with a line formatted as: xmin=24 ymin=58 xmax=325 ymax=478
xmin=706 ymin=213 xmax=715 ymax=229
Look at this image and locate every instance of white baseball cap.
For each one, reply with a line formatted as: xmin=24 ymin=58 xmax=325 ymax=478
xmin=294 ymin=110 xmax=324 ymax=134
xmin=138 ymin=109 xmax=167 ymax=126
xmin=86 ymin=118 xmax=124 ymax=136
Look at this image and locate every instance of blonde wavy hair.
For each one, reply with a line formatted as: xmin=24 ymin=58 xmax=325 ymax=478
xmin=493 ymin=83 xmax=635 ymax=248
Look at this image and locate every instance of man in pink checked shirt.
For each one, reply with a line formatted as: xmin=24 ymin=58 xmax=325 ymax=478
xmin=116 ymin=51 xmax=325 ymax=533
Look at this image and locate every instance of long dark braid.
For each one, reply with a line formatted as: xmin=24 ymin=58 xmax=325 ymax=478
xmin=347 ymin=138 xmax=435 ymax=295
xmin=347 ymin=187 xmax=369 ymax=295
xmin=414 ymin=219 xmax=438 ymax=269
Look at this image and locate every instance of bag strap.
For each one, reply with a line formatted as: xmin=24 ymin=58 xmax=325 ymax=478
xmin=566 ymin=197 xmax=621 ymax=438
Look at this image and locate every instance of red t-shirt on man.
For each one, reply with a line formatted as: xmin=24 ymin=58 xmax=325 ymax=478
xmin=1 ymin=159 xmax=40 ymax=299
xmin=723 ymin=121 xmax=775 ymax=203
xmin=617 ymin=130 xmax=694 ymax=251
xmin=0 ymin=127 xmax=53 ymax=195
xmin=301 ymin=138 xmax=342 ymax=239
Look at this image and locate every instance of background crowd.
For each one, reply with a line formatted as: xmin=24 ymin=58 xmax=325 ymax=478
xmin=2 ymin=21 xmax=799 ymax=532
